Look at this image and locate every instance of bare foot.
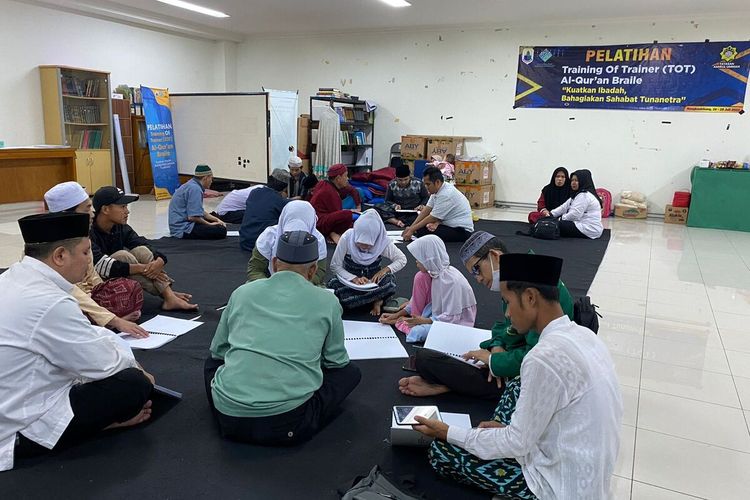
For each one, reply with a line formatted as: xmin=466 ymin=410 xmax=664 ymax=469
xmin=122 ymin=310 xmax=141 ymax=322
xmin=173 ymin=291 xmax=193 ymax=301
xmin=162 ymin=294 xmax=199 ymax=311
xmin=398 ymin=376 xmax=450 ymax=397
xmin=370 ymin=299 xmax=383 ymax=316
xmin=105 ymin=400 xmax=153 ymax=429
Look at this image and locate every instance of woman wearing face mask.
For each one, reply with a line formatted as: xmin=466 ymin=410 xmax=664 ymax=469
xmin=379 ymin=235 xmax=476 ymax=343
xmin=328 ymin=209 xmax=407 ymax=316
xmin=528 ymin=167 xmax=571 ymax=224
xmin=541 ymin=169 xmax=603 ymax=239
xmin=393 ymin=231 xmax=574 ymax=400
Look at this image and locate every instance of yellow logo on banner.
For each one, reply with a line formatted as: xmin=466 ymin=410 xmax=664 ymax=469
xmin=720 ymin=46 xmax=738 ymax=62
xmin=151 ymin=87 xmax=172 ymax=109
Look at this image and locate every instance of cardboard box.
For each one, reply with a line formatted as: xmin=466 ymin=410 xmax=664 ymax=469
xmin=390 ymin=411 xmax=442 ymax=447
xmin=614 ymin=203 xmax=647 ymax=219
xmin=426 ymin=138 xmax=465 ymax=159
xmin=664 ymin=204 xmax=688 ymax=224
xmin=401 ymin=136 xmax=427 ymax=160
xmin=457 ymin=184 xmax=495 ymax=209
xmin=454 ymin=160 xmax=494 ymax=185
xmin=297 ymin=115 xmax=310 ymax=159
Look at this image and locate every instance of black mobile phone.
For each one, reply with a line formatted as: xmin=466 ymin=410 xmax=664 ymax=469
xmin=401 ymin=354 xmax=417 ymax=372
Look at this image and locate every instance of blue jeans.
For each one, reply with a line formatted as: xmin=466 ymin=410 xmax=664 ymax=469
xmin=406 ymin=303 xmax=432 ymax=343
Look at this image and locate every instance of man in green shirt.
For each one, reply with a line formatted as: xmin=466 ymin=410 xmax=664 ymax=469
xmin=205 ymin=231 xmax=361 ymax=445
xmin=399 ymin=231 xmax=574 ymax=399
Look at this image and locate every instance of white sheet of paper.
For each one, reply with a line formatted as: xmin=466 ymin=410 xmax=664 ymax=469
xmin=343 ymin=320 xmax=408 ymax=360
xmin=338 ymin=275 xmax=378 ymax=291
xmin=396 ymin=209 xmax=419 ymax=214
xmin=122 ymin=333 xmax=178 ymax=350
xmin=139 ymin=315 xmax=204 ymax=336
xmin=226 ymin=230 xmax=240 ymax=237
xmin=120 ymin=315 xmax=203 ymax=350
xmin=441 ymin=412 xmax=472 ymax=429
xmin=423 ymin=321 xmax=491 ymax=365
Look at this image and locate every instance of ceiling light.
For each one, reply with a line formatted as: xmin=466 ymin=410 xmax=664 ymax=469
xmin=379 ymin=0 xmax=411 ymax=7
xmin=156 ymin=0 xmax=230 ymax=18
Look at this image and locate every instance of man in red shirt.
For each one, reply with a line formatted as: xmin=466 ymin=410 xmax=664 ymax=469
xmin=310 ymin=164 xmax=361 ymax=244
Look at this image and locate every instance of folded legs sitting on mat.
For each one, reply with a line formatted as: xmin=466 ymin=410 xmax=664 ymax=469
xmin=425 ymin=378 xmax=534 ymax=498
xmin=398 ymin=348 xmax=504 ymax=399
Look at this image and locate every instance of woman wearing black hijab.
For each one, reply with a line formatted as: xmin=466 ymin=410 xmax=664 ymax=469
xmin=528 ymin=167 xmax=571 ymax=224
xmin=545 ymin=169 xmax=604 ymax=239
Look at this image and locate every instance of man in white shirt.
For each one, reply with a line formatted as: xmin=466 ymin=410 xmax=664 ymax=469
xmin=214 ymin=184 xmax=263 ymax=224
xmin=413 ymin=253 xmax=622 ymax=499
xmin=0 ymin=212 xmax=154 ymax=472
xmin=401 ymin=166 xmax=473 ymax=243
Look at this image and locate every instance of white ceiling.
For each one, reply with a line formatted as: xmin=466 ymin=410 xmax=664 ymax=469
xmin=21 ymin=0 xmax=750 ymax=41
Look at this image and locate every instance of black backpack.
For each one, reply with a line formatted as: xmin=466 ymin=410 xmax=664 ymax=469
xmin=573 ymin=296 xmax=601 ymax=334
xmin=531 ymin=217 xmax=560 ymax=240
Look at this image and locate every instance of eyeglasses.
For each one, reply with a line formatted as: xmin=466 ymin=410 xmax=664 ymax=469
xmin=470 ymin=254 xmax=488 ymax=276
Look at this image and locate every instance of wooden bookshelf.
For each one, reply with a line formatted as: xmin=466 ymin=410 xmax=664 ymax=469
xmin=39 ymin=65 xmax=114 ymax=194
xmin=131 ymin=115 xmax=154 ymax=194
xmin=309 ymin=96 xmax=374 ymax=177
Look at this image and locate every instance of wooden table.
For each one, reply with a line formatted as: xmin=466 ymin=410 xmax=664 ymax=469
xmin=0 ymin=147 xmax=77 ymax=203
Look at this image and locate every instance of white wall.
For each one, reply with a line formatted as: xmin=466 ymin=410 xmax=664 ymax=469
xmin=237 ymin=16 xmax=750 ymax=213
xmin=0 ymin=0 xmax=227 ymax=147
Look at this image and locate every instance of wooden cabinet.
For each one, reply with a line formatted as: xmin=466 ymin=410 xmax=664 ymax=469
xmin=39 ymin=65 xmax=114 ymax=194
xmin=0 ymin=147 xmax=77 ymax=203
xmin=131 ymin=115 xmax=154 ymax=194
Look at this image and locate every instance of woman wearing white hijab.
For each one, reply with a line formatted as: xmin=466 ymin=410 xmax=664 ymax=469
xmin=328 ymin=209 xmax=407 ymax=315
xmin=380 ymin=234 xmax=476 ymax=342
xmin=248 ymin=200 xmax=328 ymax=286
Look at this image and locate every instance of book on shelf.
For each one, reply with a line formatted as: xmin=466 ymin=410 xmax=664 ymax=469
xmin=61 ymin=76 xmax=102 ymax=97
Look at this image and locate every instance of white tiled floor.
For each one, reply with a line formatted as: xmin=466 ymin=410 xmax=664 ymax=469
xmin=2 ymin=200 xmax=750 ymax=499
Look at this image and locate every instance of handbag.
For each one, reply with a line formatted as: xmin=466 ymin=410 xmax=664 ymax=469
xmin=530 ymin=217 xmax=560 ymax=240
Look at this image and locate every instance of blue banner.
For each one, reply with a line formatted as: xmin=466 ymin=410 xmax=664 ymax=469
xmin=141 ymin=86 xmax=180 ymax=198
xmin=514 ymin=42 xmax=750 ymax=112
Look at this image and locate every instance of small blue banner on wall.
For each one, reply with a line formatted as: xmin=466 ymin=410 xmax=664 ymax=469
xmin=141 ymin=86 xmax=180 ymax=198
xmin=514 ymin=42 xmax=750 ymax=112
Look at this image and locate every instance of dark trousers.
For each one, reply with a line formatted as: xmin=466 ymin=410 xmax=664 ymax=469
xmin=558 ymin=220 xmax=588 ymax=238
xmin=15 ymin=368 xmax=153 ymax=458
xmin=183 ymin=223 xmax=228 ymax=240
xmin=416 ymin=224 xmax=472 ymax=243
xmin=214 ymin=210 xmax=245 ymax=224
xmin=415 ymin=348 xmax=504 ymax=400
xmin=204 ymin=357 xmax=361 ymax=445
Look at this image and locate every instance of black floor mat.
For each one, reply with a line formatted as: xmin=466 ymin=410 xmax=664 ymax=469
xmin=1 ymin=220 xmax=610 ymax=499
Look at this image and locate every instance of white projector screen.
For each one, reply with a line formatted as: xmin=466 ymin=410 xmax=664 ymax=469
xmin=170 ymin=93 xmax=270 ymax=183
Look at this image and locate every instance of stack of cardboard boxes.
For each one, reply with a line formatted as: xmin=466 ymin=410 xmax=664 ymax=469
xmin=454 ymin=160 xmax=495 ymax=209
xmin=400 ymin=135 xmax=493 ymax=208
xmin=400 ymin=135 xmax=466 ymax=173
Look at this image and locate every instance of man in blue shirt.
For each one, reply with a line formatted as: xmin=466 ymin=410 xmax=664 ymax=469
xmin=239 ymin=168 xmax=290 ymax=251
xmin=168 ymin=165 xmax=227 ymax=240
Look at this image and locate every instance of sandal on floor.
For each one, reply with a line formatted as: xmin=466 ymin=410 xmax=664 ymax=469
xmin=383 ymin=297 xmax=408 ymax=313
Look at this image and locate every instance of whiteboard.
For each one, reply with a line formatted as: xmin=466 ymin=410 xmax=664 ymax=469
xmin=265 ymin=88 xmax=298 ymax=171
xmin=170 ymin=93 xmax=270 ymax=183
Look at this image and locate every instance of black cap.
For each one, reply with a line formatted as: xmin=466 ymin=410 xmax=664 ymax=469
xmin=498 ymin=254 xmax=563 ymax=286
xmin=395 ymin=163 xmax=411 ymax=178
xmin=92 ymin=186 xmax=139 ymax=212
xmin=276 ymin=230 xmax=319 ymax=264
xmin=19 ymin=212 xmax=90 ymax=244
